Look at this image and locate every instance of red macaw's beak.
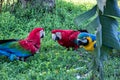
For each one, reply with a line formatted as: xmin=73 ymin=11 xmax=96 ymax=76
xmin=52 ymin=34 xmax=60 ymax=41
xmin=40 ymin=30 xmax=45 ymax=38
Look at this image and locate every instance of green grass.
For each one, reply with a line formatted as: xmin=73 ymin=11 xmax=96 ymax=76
xmin=0 ymin=0 xmax=120 ymax=80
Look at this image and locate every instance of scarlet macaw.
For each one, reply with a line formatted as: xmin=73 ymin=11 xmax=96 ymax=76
xmin=0 ymin=27 xmax=45 ymax=61
xmin=51 ymin=29 xmax=88 ymax=50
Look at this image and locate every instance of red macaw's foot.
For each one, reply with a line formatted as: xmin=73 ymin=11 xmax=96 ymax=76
xmin=18 ymin=57 xmax=26 ymax=61
xmin=18 ymin=54 xmax=34 ymax=61
xmin=18 ymin=57 xmax=29 ymax=61
xmin=66 ymin=47 xmax=78 ymax=51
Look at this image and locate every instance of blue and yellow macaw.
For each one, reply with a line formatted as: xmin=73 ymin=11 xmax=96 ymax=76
xmin=77 ymin=32 xmax=96 ymax=51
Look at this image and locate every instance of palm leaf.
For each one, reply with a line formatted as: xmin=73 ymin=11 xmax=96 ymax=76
xmin=103 ymin=0 xmax=120 ymax=17
xmin=96 ymin=23 xmax=102 ymax=48
xmin=74 ymin=5 xmax=97 ymax=26
xmin=85 ymin=16 xmax=100 ymax=32
xmin=99 ymin=15 xmax=120 ymax=50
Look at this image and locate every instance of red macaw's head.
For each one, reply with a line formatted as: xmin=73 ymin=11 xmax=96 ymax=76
xmin=27 ymin=27 xmax=45 ymax=40
xmin=51 ymin=29 xmax=74 ymax=41
xmin=26 ymin=27 xmax=45 ymax=49
xmin=19 ymin=27 xmax=45 ymax=54
xmin=51 ymin=29 xmax=62 ymax=41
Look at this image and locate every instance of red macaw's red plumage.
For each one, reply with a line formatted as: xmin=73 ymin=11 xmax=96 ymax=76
xmin=51 ymin=29 xmax=86 ymax=50
xmin=19 ymin=27 xmax=44 ymax=54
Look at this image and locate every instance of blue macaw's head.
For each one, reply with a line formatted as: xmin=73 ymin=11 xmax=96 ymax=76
xmin=77 ymin=32 xmax=96 ymax=46
xmin=78 ymin=32 xmax=96 ymax=41
xmin=77 ymin=32 xmax=89 ymax=39
xmin=77 ymin=32 xmax=89 ymax=46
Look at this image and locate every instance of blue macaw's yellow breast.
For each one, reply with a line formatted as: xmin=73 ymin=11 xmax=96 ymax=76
xmin=83 ymin=37 xmax=96 ymax=51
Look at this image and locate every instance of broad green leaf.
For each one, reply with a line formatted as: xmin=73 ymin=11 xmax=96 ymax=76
xmin=101 ymin=45 xmax=112 ymax=60
xmin=86 ymin=16 xmax=100 ymax=32
xmin=103 ymin=0 xmax=120 ymax=17
xmin=96 ymin=23 xmax=102 ymax=48
xmin=97 ymin=0 xmax=106 ymax=13
xmin=99 ymin=15 xmax=120 ymax=50
xmin=93 ymin=47 xmax=104 ymax=80
xmin=74 ymin=5 xmax=97 ymax=26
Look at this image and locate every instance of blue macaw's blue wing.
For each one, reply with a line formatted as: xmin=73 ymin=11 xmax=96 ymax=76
xmin=0 ymin=40 xmax=32 ymax=61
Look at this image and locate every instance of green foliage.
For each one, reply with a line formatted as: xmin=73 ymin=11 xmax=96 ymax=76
xmin=0 ymin=0 xmax=120 ymax=80
xmin=74 ymin=0 xmax=120 ymax=80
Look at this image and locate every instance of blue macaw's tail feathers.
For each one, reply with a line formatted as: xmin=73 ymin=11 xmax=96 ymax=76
xmin=0 ymin=39 xmax=19 ymax=44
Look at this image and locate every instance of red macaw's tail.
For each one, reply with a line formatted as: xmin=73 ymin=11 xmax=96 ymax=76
xmin=0 ymin=39 xmax=18 ymax=44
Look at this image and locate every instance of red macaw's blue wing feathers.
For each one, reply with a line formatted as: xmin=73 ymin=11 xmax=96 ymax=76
xmin=0 ymin=40 xmax=32 ymax=61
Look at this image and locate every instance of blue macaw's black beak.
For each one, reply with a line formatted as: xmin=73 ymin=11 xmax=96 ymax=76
xmin=77 ymin=39 xmax=88 ymax=46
